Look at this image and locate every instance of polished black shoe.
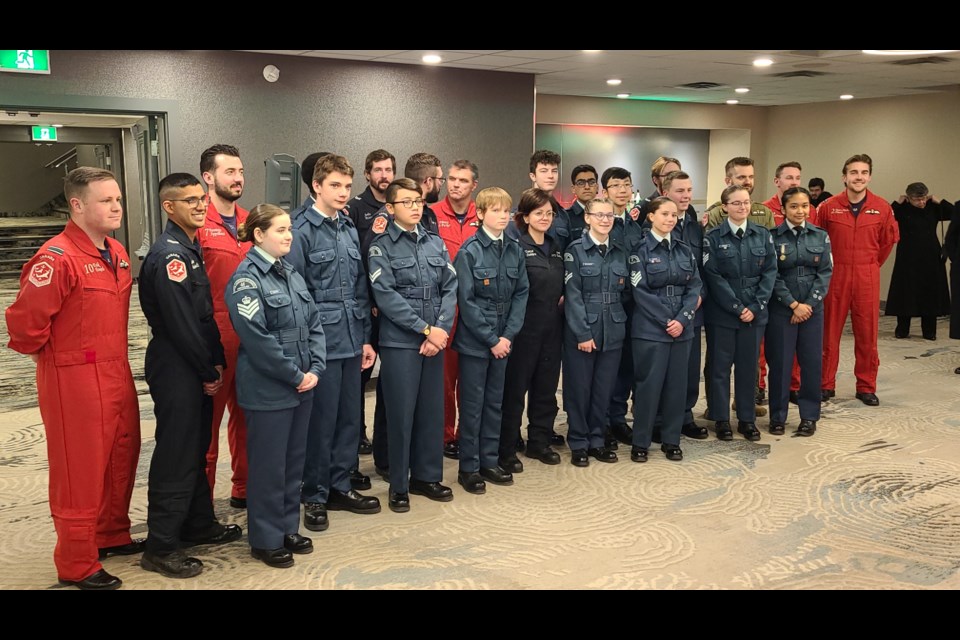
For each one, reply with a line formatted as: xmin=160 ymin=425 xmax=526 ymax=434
xmin=443 ymin=441 xmax=460 ymax=460
xmin=661 ymin=444 xmax=683 ymax=461
xmin=923 ymin=333 xmax=937 ymax=341
xmin=570 ymin=449 xmax=589 ymax=467
xmin=755 ymin=387 xmax=767 ymax=406
xmin=358 ymin=432 xmax=373 ymax=455
xmin=768 ymin=422 xmax=786 ymax=435
xmin=98 ymin=538 xmax=146 ymax=560
xmin=604 ymin=430 xmax=620 ymax=450
xmin=375 ymin=466 xmax=390 ymax=482
xmin=182 ymin=523 xmax=242 ymax=547
xmin=479 ymin=466 xmax=514 ymax=485
xmin=409 ymin=479 xmax=454 ymax=502
xmin=251 ymin=547 xmax=295 ymax=568
xmin=516 ymin=435 xmax=526 ymax=452
xmin=955 ymin=367 xmax=960 ymax=375
xmin=796 ymin=419 xmax=817 ymax=437
xmin=303 ymin=502 xmax=329 ymax=532
xmin=349 ymin=469 xmax=372 ymax=490
xmin=821 ymin=389 xmax=835 ymax=402
xmin=715 ymin=421 xmax=734 ymax=441
xmin=630 ymin=446 xmax=648 ymax=463
xmin=526 ymin=446 xmax=561 ymax=465
xmin=550 ymin=432 xmax=566 ymax=447
xmin=680 ymin=422 xmax=709 ymax=440
xmin=388 ymin=492 xmax=410 ymax=513
xmin=283 ymin=533 xmax=313 ymax=554
xmin=588 ymin=447 xmax=618 ymax=463
xmin=856 ymin=392 xmax=880 ymax=406
xmin=609 ymin=422 xmax=633 ymax=445
xmin=140 ymin=550 xmax=203 ymax=579
xmin=457 ymin=471 xmax=486 ymax=495
xmin=737 ymin=421 xmax=761 ymax=441
xmin=894 ymin=329 xmax=909 ymax=339
xmin=789 ymin=390 xmax=800 ymax=405
xmin=59 ymin=568 xmax=122 ymax=590
xmin=229 ymin=496 xmax=247 ymax=509
xmin=499 ymin=455 xmax=524 ymax=473
xmin=327 ymin=488 xmax=381 ymax=514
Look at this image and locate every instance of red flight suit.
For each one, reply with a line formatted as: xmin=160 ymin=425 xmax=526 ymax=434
xmin=5 ymin=221 xmax=140 ymax=582
xmin=199 ymin=202 xmax=251 ymax=499
xmin=432 ymin=196 xmax=479 ymax=443
xmin=818 ymin=190 xmax=898 ymax=393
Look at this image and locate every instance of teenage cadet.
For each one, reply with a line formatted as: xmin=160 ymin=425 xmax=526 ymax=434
xmin=818 ymin=154 xmax=899 ymax=405
xmin=704 ymin=158 xmax=775 ymax=231
xmin=227 ymin=204 xmax=326 ymax=568
xmin=635 ymin=156 xmax=682 ymax=218
xmin=766 ymin=188 xmax=832 ymax=436
xmin=500 ymin=189 xmax=566 ymax=467
xmin=367 ymin=178 xmax=458 ymax=512
xmin=6 ymin=167 xmax=141 ymax=590
xmin=198 ymin=144 xmax=250 ymax=509
xmin=566 ymin=164 xmax=599 ymax=240
xmin=564 ymin=197 xmax=629 ymax=466
xmin=291 ymin=152 xmax=331 ymax=220
xmin=629 ymin=197 xmax=702 ymax=462
xmin=433 ymin=160 xmax=481 ymax=460
xmin=702 ymin=185 xmax=777 ymax=442
xmin=139 ymin=173 xmax=242 ymax=579
xmin=289 ymin=155 xmax=379 ymax=533
xmin=453 ymin=188 xmax=529 ymax=494
xmin=511 ymin=150 xmax=571 ymax=254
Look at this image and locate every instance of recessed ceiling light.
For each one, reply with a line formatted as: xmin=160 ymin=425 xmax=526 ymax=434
xmin=735 ymin=87 xmax=750 ymax=94
xmin=753 ymin=58 xmax=773 ymax=67
xmin=726 ymin=99 xmax=739 ymax=105
xmin=840 ymin=94 xmax=854 ymax=100
xmin=422 ymin=54 xmax=442 ymax=64
xmin=863 ymin=50 xmax=958 ymax=55
xmin=582 ymin=50 xmax=603 ymax=54
xmin=51 ymin=124 xmax=63 ymax=128
xmin=617 ymin=93 xmax=630 ymax=99
xmin=606 ymin=78 xmax=622 ymax=86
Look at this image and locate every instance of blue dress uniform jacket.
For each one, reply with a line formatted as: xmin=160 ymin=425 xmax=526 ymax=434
xmin=452 ymin=232 xmax=530 ymax=357
xmin=629 ymin=233 xmax=702 ymax=342
xmin=702 ymin=221 xmax=777 ymax=329
xmin=287 ymin=207 xmax=371 ymax=359
xmin=770 ymin=222 xmax=833 ymax=317
xmin=567 ymin=200 xmax=587 ymax=241
xmin=226 ymin=249 xmax=326 ymax=411
xmin=564 ymin=234 xmax=629 ymax=352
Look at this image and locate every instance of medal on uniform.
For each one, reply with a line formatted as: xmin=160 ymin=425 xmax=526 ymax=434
xmin=780 ymin=243 xmax=786 ymax=261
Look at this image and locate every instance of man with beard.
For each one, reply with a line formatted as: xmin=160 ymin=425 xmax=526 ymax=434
xmin=291 ymin=152 xmax=332 ymax=220
xmin=199 ymin=144 xmax=251 ymax=510
xmin=704 ymin=157 xmax=775 ymax=231
xmin=347 ymin=149 xmax=396 ymax=245
xmin=431 ymin=160 xmax=480 ymax=460
xmin=808 ymin=178 xmax=833 ymax=208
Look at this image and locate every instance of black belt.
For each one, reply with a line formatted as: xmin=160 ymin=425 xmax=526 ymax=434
xmin=783 ymin=266 xmax=814 ymax=278
xmin=483 ymin=301 xmax=508 ymax=315
xmin=273 ymin=326 xmax=310 ymax=343
xmin=398 ymin=285 xmax=439 ymax=300
xmin=584 ymin=292 xmax=619 ymax=304
xmin=657 ymin=285 xmax=681 ymax=297
xmin=736 ymin=276 xmax=761 ymax=287
xmin=316 ymin=287 xmax=355 ymax=302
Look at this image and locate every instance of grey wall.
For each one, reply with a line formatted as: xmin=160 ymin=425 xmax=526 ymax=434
xmin=0 ymin=143 xmax=69 ymax=213
xmin=0 ymin=50 xmax=536 ymax=208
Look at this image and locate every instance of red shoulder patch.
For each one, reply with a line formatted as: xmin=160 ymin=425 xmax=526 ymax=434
xmin=28 ymin=262 xmax=54 ymax=288
xmin=166 ymin=258 xmax=187 ymax=282
xmin=372 ymin=216 xmax=388 ymax=234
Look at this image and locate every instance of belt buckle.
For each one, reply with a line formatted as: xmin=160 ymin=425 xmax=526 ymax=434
xmin=665 ymin=285 xmax=676 ymax=297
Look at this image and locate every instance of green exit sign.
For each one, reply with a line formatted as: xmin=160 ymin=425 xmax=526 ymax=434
xmin=0 ymin=50 xmax=50 ymax=74
xmin=31 ymin=126 xmax=58 ymax=142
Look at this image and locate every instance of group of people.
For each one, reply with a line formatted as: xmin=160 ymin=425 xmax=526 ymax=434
xmin=10 ymin=140 xmax=941 ymax=590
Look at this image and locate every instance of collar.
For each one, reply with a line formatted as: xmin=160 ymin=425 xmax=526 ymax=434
xmin=481 ymin=226 xmax=504 ymax=243
xmin=361 ymin=186 xmax=387 ymax=208
xmin=247 ymin=244 xmax=288 ymax=275
xmin=388 ymin=221 xmax=423 ymax=241
xmin=64 ymin=219 xmax=109 ymax=258
xmin=587 ymin=231 xmax=609 ymax=251
xmin=727 ymin=219 xmax=748 ymax=236
xmin=252 ymin=245 xmax=278 ymax=264
xmin=434 ymin=195 xmax=478 ymax=221
xmin=787 ymin=220 xmax=805 ymax=232
xmin=303 ymin=205 xmax=342 ymax=227
xmin=205 ymin=200 xmax=248 ymax=227
xmin=164 ymin=219 xmax=202 ymax=253
xmin=649 ymin=229 xmax=670 ymax=246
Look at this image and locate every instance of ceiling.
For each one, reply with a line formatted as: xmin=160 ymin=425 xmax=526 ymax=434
xmin=242 ymin=50 xmax=960 ymax=106
xmin=0 ymin=110 xmax=143 ymax=128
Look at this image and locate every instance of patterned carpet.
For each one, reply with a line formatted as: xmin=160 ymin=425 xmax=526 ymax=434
xmin=2 ymin=282 xmax=959 ymax=589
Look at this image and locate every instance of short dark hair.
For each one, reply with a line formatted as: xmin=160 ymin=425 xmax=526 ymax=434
xmin=450 ymin=159 xmax=479 ymax=182
xmin=63 ymin=166 xmax=116 ymax=202
xmin=159 ymin=172 xmax=203 ymax=200
xmin=239 ymin=204 xmax=289 ymax=244
xmin=781 ymin=187 xmax=812 ymax=207
xmin=720 ymin=184 xmax=750 ymax=205
xmin=843 ymin=154 xmax=873 ymax=174
xmin=365 ymin=149 xmax=396 ymax=175
xmin=724 ymin=157 xmax=754 ymax=176
xmin=600 ymin=167 xmax=632 ymax=190
xmin=385 ymin=178 xmax=422 ymax=204
xmin=404 ymin=153 xmax=441 ymax=183
xmin=775 ymin=161 xmax=802 ymax=178
xmin=529 ymin=149 xmax=561 ymax=174
xmin=646 ymin=196 xmax=677 ymax=216
xmin=301 ymin=152 xmax=332 ymax=189
xmin=514 ymin=188 xmax=553 ymax=234
xmin=570 ymin=164 xmax=598 ymax=183
xmin=661 ymin=171 xmax=691 ymax=193
xmin=200 ymin=144 xmax=240 ymax=175
xmin=906 ymin=182 xmax=929 ymax=198
xmin=808 ymin=177 xmax=825 ymax=190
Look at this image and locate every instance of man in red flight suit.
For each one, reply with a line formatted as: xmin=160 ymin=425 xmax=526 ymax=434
xmin=6 ymin=167 xmax=141 ymax=590
xmin=818 ymin=154 xmax=899 ymax=405
xmin=199 ymin=144 xmax=251 ymax=507
xmin=432 ymin=159 xmax=480 ymax=459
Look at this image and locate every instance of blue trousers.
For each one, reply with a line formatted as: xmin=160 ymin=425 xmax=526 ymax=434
xmin=766 ymin=312 xmax=823 ymax=422
xmin=564 ymin=344 xmax=621 ymax=450
xmin=633 ymin=339 xmax=691 ymax=448
xmin=706 ymin=324 xmax=763 ymax=423
xmin=458 ymin=353 xmax=508 ymax=472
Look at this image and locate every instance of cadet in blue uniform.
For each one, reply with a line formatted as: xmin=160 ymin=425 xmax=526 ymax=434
xmin=766 ymin=187 xmax=832 ymax=436
xmin=367 ymin=178 xmax=458 ymax=512
xmin=226 ymin=204 xmax=326 ymax=568
xmin=452 ymin=188 xmax=529 ymax=494
xmin=288 ymin=155 xmax=379 ymax=534
xmin=702 ymin=186 xmax=777 ymax=441
xmin=563 ymin=198 xmax=629 ymax=466
xmin=290 ymin=152 xmax=330 ymax=220
xmin=628 ymin=197 xmax=702 ymax=462
xmin=139 ymin=173 xmax=241 ymax=579
xmin=566 ymin=164 xmax=599 ymax=241
xmin=500 ymin=189 xmax=566 ymax=467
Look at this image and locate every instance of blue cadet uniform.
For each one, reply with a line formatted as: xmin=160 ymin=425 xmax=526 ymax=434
xmin=765 ymin=221 xmax=832 ymax=432
xmin=566 ymin=200 xmax=587 ymax=241
xmin=289 ymin=195 xmax=315 ymax=221
xmin=628 ymin=231 xmax=702 ymax=454
xmin=452 ymin=229 xmax=529 ymax=476
xmin=367 ymin=222 xmax=458 ymax=502
xmin=287 ymin=207 xmax=375 ymax=516
xmin=702 ymin=220 xmax=777 ymax=436
xmin=139 ymin=220 xmax=230 ymax=557
xmin=226 ymin=246 xmax=326 ymax=553
xmin=563 ymin=232 xmax=629 ymax=458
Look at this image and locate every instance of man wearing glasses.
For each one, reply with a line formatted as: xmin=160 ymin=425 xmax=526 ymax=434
xmin=139 ymin=173 xmax=241 ymax=578
xmin=198 ymin=144 xmax=251 ymax=512
xmin=567 ymin=164 xmax=599 ymax=240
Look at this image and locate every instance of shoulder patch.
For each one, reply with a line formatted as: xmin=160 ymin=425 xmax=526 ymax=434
xmin=28 ymin=262 xmax=54 ymax=288
xmin=236 ymin=295 xmax=260 ymax=320
xmin=166 ymin=258 xmax=187 ymax=283
xmin=369 ymin=245 xmax=383 ymax=258
xmin=564 ymin=252 xmax=574 ymax=262
xmin=232 ymin=277 xmax=258 ymax=294
xmin=47 ymin=246 xmax=64 ymax=256
xmin=628 ymin=255 xmax=641 ymax=264
xmin=372 ymin=216 xmax=388 ymax=234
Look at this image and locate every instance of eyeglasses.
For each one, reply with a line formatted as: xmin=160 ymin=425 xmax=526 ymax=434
xmin=726 ymin=200 xmax=751 ymax=208
xmin=167 ymin=195 xmax=209 ymax=208
xmin=391 ymin=198 xmax=425 ymax=208
xmin=529 ymin=210 xmax=555 ymax=219
xmin=606 ymin=183 xmax=633 ymax=191
xmin=589 ymin=213 xmax=616 ymax=221
xmin=430 ymin=177 xmax=446 ymax=186
xmin=574 ymin=179 xmax=598 ymax=187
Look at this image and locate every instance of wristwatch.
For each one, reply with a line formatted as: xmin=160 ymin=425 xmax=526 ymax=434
xmin=422 ymin=325 xmax=432 ymax=336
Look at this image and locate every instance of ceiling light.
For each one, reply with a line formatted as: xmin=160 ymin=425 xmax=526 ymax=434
xmin=863 ymin=50 xmax=958 ymax=55
xmin=753 ymin=58 xmax=773 ymax=67
xmin=726 ymin=99 xmax=739 ymax=105
xmin=606 ymin=78 xmax=622 ymax=86
xmin=582 ymin=50 xmax=602 ymax=54
xmin=422 ymin=54 xmax=442 ymax=64
xmin=617 ymin=93 xmax=629 ymax=99
xmin=735 ymin=87 xmax=750 ymax=94
xmin=840 ymin=94 xmax=854 ymax=100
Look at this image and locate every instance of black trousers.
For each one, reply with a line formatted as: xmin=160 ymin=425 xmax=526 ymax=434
xmin=564 ymin=344 xmax=621 ymax=451
xmin=359 ymin=314 xmax=389 ymax=470
xmin=896 ymin=315 xmax=937 ymax=338
xmin=458 ymin=354 xmax=508 ymax=472
xmin=500 ymin=325 xmax=562 ymax=456
xmin=766 ymin=312 xmax=823 ymax=423
xmin=706 ymin=324 xmax=763 ymax=423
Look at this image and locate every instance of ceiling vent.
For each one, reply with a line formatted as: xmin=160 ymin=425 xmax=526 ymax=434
xmin=771 ymin=70 xmax=830 ymax=78
xmin=891 ymin=56 xmax=953 ymax=66
xmin=676 ymin=81 xmax=725 ymax=90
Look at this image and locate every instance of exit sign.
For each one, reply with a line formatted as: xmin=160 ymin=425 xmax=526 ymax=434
xmin=31 ymin=126 xmax=57 ymax=142
xmin=0 ymin=50 xmax=50 ymax=74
